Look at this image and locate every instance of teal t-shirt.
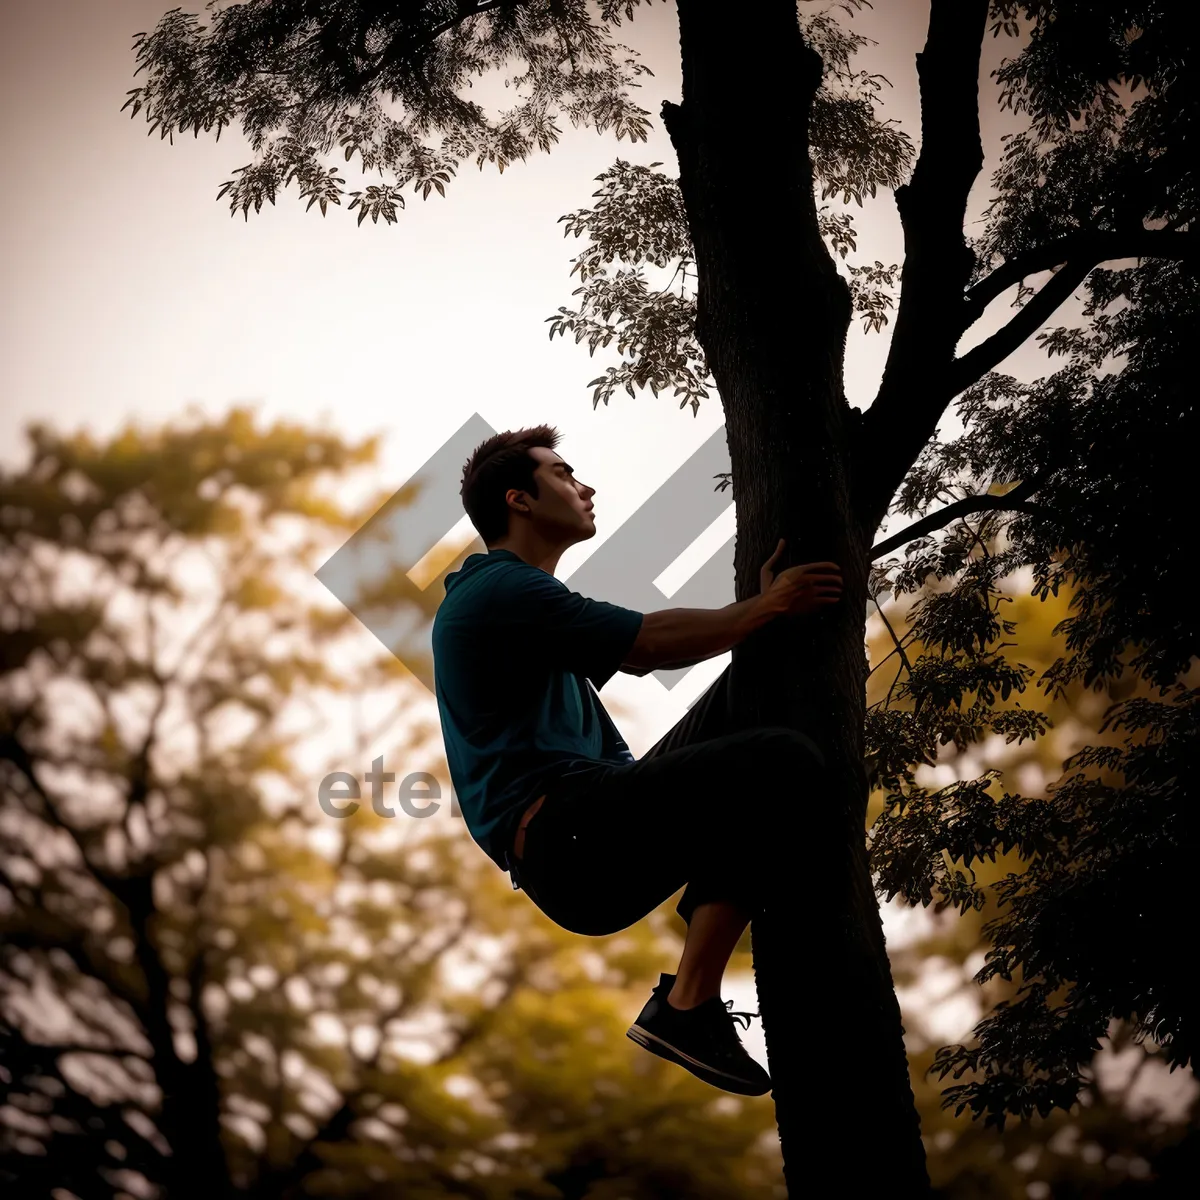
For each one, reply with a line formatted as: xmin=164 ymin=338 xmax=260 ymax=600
xmin=432 ymin=549 xmax=645 ymax=870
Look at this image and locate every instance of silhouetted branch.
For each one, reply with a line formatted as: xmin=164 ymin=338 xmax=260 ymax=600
xmin=867 ymin=626 xmax=919 ymax=680
xmin=949 ymin=260 xmax=1092 ymax=394
xmin=871 ymin=478 xmax=1045 ymax=559
xmin=872 ymin=597 xmax=914 ymax=679
xmin=857 ymin=0 xmax=990 ymax=525
xmin=350 ymin=0 xmax=514 ymax=94
xmin=964 ymin=228 xmax=1200 ymax=319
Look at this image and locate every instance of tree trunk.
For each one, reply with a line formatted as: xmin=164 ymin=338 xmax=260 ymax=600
xmin=662 ymin=3 xmax=929 ymax=1193
xmin=129 ymin=892 xmax=234 ymax=1199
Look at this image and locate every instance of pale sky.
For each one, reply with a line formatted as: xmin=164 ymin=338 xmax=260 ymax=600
xmin=1 ymin=0 xmax=1053 ymax=752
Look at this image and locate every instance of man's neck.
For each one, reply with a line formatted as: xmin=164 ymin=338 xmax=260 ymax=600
xmin=486 ymin=532 xmax=571 ymax=576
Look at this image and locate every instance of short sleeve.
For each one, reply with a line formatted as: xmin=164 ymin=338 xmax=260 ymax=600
xmin=488 ymin=564 xmax=643 ymax=690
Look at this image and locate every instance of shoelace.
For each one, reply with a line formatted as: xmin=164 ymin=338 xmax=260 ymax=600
xmin=724 ymin=1000 xmax=759 ymax=1031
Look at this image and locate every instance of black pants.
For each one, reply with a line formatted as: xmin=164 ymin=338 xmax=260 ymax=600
xmin=507 ymin=664 xmax=827 ymax=937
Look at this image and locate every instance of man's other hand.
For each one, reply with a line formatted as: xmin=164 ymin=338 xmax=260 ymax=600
xmin=759 ymin=540 xmax=842 ymax=617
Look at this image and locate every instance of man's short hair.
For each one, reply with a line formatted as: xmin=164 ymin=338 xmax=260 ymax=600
xmin=460 ymin=424 xmax=561 ymax=545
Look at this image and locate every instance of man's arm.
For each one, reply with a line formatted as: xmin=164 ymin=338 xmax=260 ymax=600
xmin=619 ymin=596 xmax=777 ymax=675
xmin=620 ymin=653 xmax=710 ymax=677
xmin=619 ymin=557 xmax=843 ymax=675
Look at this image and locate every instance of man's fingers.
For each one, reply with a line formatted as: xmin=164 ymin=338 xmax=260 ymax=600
xmin=800 ymin=561 xmax=841 ymax=573
xmin=781 ymin=566 xmax=841 ymax=583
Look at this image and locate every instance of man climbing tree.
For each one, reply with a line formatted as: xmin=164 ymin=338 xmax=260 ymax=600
xmin=126 ymin=1 xmax=1198 ymax=1192
xmin=432 ymin=424 xmax=841 ymax=1096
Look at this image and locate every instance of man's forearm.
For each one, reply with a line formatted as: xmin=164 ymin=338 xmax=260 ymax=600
xmin=623 ymin=594 xmax=779 ymax=673
xmin=620 ymin=652 xmax=710 ymax=677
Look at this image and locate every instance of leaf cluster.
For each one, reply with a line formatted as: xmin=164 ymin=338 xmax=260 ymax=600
xmin=543 ymin=5 xmax=908 ymax=414
xmin=124 ymin=1 xmax=667 ymax=221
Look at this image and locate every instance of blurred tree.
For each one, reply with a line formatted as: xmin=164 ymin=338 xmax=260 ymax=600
xmin=124 ymin=0 xmax=1198 ymax=1192
xmin=0 ymin=411 xmax=788 ymax=1199
xmin=0 ymin=407 xmax=387 ymax=1196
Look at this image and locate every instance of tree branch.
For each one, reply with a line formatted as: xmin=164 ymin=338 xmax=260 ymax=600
xmin=863 ymin=222 xmax=1199 ymax=531
xmin=1 ymin=927 xmax=147 ymax=1019
xmin=24 ymin=1040 xmax=151 ymax=1062
xmin=350 ymin=1 xmax=514 ymax=94
xmin=871 ymin=478 xmax=1045 ymax=560
xmin=963 ymin=229 xmax=1200 ymax=322
xmin=856 ymin=0 xmax=990 ymax=528
xmin=867 ymin=628 xmax=919 ymax=681
xmin=949 ymin=259 xmax=1092 ymax=395
xmin=0 ymin=732 xmax=130 ymax=904
xmin=873 ymin=597 xmax=914 ymax=681
xmin=125 ymin=631 xmax=170 ymax=848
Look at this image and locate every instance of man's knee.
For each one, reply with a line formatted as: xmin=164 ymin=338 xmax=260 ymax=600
xmin=754 ymin=725 xmax=827 ymax=772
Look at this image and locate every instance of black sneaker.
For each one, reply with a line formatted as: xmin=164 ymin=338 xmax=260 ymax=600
xmin=626 ymin=973 xmax=771 ymax=1096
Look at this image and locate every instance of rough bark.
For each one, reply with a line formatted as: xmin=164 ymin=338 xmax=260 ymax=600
xmin=663 ymin=2 xmax=929 ymax=1193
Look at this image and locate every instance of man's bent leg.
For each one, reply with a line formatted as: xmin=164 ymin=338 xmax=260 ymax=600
xmin=519 ymin=725 xmax=825 ymax=935
xmin=637 ymin=690 xmax=826 ymax=1006
xmin=639 ymin=667 xmax=826 ymax=928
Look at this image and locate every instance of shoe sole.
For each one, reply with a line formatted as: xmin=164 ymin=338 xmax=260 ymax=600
xmin=626 ymin=1022 xmax=771 ymax=1096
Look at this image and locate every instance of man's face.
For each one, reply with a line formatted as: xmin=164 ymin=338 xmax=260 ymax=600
xmin=516 ymin=446 xmax=597 ymax=542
